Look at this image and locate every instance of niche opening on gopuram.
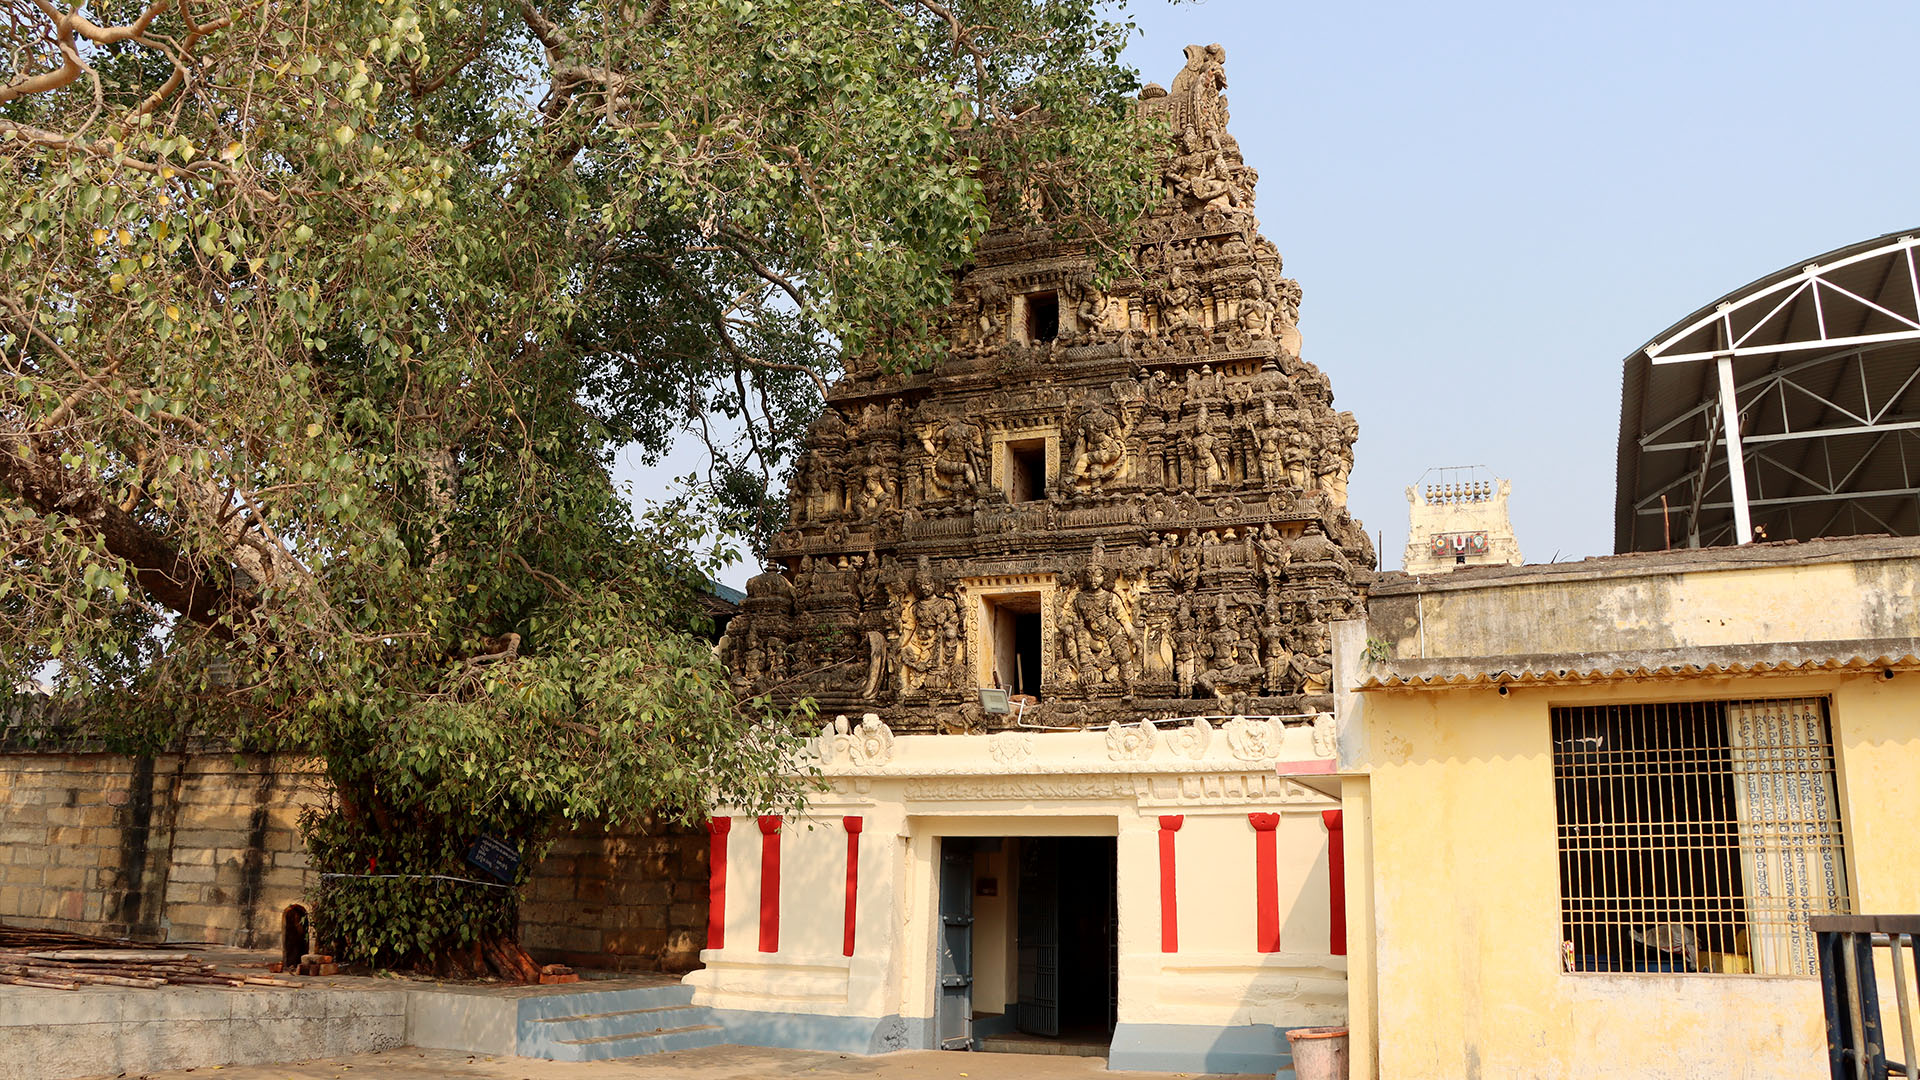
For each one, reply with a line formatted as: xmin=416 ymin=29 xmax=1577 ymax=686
xmin=1005 ymin=438 xmax=1049 ymax=503
xmin=983 ymin=592 xmax=1045 ymax=700
xmin=1023 ymin=291 xmax=1060 ymax=344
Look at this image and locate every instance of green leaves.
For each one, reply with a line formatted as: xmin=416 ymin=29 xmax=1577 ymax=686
xmin=3 ymin=0 xmax=1154 ymax=970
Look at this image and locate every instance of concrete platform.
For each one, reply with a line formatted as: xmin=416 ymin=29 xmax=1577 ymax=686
xmin=3 ymin=949 xmax=1268 ymax=1080
xmin=0 ymin=980 xmax=408 ymax=1080
xmin=0 ymin=945 xmax=682 ymax=1080
xmin=104 ymin=1044 xmax=1270 ymax=1079
xmin=412 ymin=976 xmax=721 ymax=1060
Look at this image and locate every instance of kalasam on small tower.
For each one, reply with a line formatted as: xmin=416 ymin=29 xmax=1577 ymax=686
xmin=720 ymin=43 xmax=1374 ymax=732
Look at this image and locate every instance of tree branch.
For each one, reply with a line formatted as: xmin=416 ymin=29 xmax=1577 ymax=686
xmin=899 ymin=0 xmax=990 ymax=116
xmin=64 ymin=0 xmax=174 ymax=46
xmin=0 ymin=119 xmax=262 ymax=194
xmin=0 ymin=1 xmax=179 ymax=106
xmin=713 ymin=318 xmax=831 ymax=399
xmin=409 ymin=41 xmax=485 ymax=99
xmin=129 ymin=5 xmax=250 ymax=119
xmin=0 ymin=24 xmax=83 ymax=105
xmin=0 ymin=443 xmax=242 ymax=639
xmin=717 ymin=227 xmax=813 ymax=317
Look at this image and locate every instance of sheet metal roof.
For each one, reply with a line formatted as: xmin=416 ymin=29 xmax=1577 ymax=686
xmin=1359 ymin=641 xmax=1920 ymax=692
xmin=1616 ymin=230 xmax=1920 ymax=552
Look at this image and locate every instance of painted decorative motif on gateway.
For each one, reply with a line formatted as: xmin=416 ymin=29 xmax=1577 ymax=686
xmin=717 ymin=45 xmax=1372 ymax=733
xmin=808 ymin=711 xmax=1334 ymax=777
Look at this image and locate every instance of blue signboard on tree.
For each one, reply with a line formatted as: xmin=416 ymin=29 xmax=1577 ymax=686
xmin=465 ymin=836 xmax=521 ymax=884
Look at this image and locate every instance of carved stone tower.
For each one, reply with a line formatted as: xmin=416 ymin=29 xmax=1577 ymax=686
xmin=720 ymin=46 xmax=1375 ymax=732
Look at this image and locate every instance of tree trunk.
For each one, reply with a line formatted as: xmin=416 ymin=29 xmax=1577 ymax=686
xmin=480 ymin=935 xmax=543 ymax=983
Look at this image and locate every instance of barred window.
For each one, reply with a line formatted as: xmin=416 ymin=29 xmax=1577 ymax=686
xmin=1552 ymin=697 xmax=1850 ymax=976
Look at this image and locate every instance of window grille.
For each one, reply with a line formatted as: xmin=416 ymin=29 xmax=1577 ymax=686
xmin=1552 ymin=697 xmax=1849 ymax=976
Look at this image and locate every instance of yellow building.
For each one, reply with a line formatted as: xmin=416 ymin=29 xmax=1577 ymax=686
xmin=1335 ymin=535 xmax=1920 ymax=1078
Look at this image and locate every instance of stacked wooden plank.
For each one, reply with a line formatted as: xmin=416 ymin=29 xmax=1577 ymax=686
xmin=0 ymin=923 xmax=297 ymax=990
xmin=0 ymin=924 xmax=145 ymax=950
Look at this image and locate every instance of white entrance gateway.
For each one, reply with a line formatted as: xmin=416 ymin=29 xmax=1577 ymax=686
xmin=685 ymin=712 xmax=1349 ymax=1074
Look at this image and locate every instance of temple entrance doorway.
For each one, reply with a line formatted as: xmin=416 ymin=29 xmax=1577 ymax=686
xmin=938 ymin=835 xmax=1117 ymax=1056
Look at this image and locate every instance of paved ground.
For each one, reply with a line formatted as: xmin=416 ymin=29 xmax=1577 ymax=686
xmin=102 ymin=1045 xmax=1264 ymax=1080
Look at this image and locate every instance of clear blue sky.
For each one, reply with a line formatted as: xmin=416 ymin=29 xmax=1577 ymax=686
xmin=619 ymin=0 xmax=1920 ymax=581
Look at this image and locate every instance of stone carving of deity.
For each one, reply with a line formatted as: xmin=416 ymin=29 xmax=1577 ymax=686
xmin=1061 ymin=565 xmax=1137 ymax=691
xmin=856 ymin=452 xmax=893 ymax=514
xmin=1069 ymin=279 xmax=1107 ymax=342
xmin=897 ymin=560 xmax=964 ymax=695
xmin=1161 ymin=265 xmax=1200 ymax=333
xmin=1255 ymin=523 xmax=1290 ymax=582
xmin=1240 ymin=278 xmax=1275 ymax=337
xmin=1171 ymin=531 xmax=1203 ymax=592
xmin=1192 ymin=403 xmax=1230 ymax=490
xmin=1259 ymin=598 xmax=1292 ymax=693
xmin=1254 ymin=421 xmax=1286 ymax=487
xmin=1196 ymin=598 xmax=1256 ymax=699
xmin=798 ymin=449 xmax=834 ymax=521
xmin=1180 ymin=150 xmax=1250 ymax=214
xmin=919 ymin=417 xmax=987 ymax=500
xmin=1150 ymin=368 xmax=1184 ymax=423
xmin=1291 ymin=623 xmax=1333 ymax=696
xmin=1283 ymin=428 xmax=1312 ymax=491
xmin=1317 ymin=412 xmax=1358 ymax=507
xmin=1172 ymin=600 xmax=1200 ymax=697
xmin=1067 ymin=401 xmax=1132 ymax=492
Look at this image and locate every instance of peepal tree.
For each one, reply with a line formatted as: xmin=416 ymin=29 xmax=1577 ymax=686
xmin=0 ymin=0 xmax=1158 ymax=970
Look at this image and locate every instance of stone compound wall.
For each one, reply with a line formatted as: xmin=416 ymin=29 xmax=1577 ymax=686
xmin=518 ymin=819 xmax=709 ymax=973
xmin=0 ymin=752 xmax=323 ymax=946
xmin=0 ymin=751 xmax=707 ymax=971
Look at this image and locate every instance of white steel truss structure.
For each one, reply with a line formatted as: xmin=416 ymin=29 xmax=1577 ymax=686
xmin=1616 ymin=232 xmax=1920 ymax=552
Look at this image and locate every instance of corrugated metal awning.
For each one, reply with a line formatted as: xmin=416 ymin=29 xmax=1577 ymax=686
xmin=1360 ymin=640 xmax=1920 ymax=691
xmin=1616 ymin=230 xmax=1920 ymax=552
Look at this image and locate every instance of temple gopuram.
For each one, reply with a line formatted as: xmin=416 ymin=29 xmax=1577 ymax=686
xmin=721 ymin=43 xmax=1374 ymax=732
xmin=693 ymin=49 xmax=1359 ymax=1072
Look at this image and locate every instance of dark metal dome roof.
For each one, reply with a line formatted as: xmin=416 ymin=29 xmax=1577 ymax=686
xmin=1616 ymin=230 xmax=1920 ymax=552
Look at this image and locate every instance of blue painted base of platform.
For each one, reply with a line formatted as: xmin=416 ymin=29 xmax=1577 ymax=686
xmin=706 ymin=1009 xmax=934 ymax=1054
xmin=699 ymin=1006 xmax=1293 ymax=1075
xmin=1106 ymin=1022 xmax=1292 ymax=1075
xmin=969 ymin=1010 xmax=1016 ymax=1047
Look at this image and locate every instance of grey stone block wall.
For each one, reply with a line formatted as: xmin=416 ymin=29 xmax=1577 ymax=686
xmin=517 ymin=819 xmax=710 ymax=973
xmin=0 ymin=752 xmax=324 ymax=946
xmin=0 ymin=752 xmax=707 ymax=973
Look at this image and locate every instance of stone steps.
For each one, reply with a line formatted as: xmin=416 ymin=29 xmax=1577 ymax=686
xmin=554 ymin=1022 xmax=727 ymax=1057
xmin=978 ymin=1034 xmax=1108 ymax=1058
xmin=515 ymin=983 xmax=726 ymax=1061
xmin=524 ymin=1003 xmax=698 ymax=1025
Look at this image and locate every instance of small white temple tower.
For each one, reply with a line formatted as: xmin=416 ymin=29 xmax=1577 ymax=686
xmin=1403 ymin=466 xmax=1523 ymax=573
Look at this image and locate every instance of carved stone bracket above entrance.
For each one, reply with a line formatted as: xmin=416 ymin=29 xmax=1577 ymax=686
xmin=1135 ymin=772 xmax=1334 ymax=809
xmin=812 ymin=717 xmax=1331 ymax=779
xmin=904 ymin=775 xmax=1143 ymax=802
